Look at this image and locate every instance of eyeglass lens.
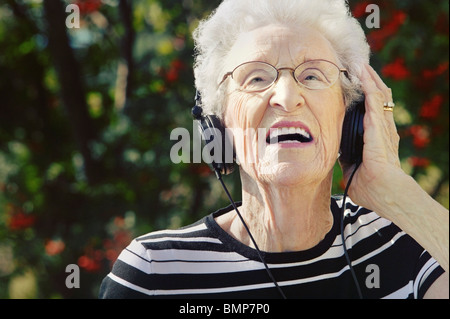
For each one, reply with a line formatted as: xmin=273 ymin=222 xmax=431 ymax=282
xmin=232 ymin=60 xmax=341 ymax=92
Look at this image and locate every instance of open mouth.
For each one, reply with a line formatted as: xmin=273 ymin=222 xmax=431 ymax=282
xmin=266 ymin=127 xmax=313 ymax=145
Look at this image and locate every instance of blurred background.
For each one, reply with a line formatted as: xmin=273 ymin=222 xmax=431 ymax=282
xmin=0 ymin=0 xmax=448 ymax=299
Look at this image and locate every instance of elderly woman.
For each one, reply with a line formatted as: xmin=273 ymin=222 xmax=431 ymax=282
xmin=100 ymin=0 xmax=448 ymax=299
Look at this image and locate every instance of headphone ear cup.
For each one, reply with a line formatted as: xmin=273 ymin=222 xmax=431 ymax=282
xmin=340 ymin=97 xmax=365 ymax=165
xmin=198 ymin=115 xmax=236 ymax=175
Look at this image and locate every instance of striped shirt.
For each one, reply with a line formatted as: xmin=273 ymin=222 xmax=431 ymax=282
xmin=99 ymin=196 xmax=444 ymax=299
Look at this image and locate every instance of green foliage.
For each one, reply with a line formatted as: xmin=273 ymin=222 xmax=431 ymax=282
xmin=0 ymin=0 xmax=448 ymax=298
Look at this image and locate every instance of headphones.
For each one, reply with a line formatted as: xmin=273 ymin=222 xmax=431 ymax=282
xmin=340 ymin=96 xmax=365 ymax=165
xmin=191 ymin=90 xmax=365 ymax=298
xmin=192 ymin=90 xmax=365 ymax=173
xmin=191 ymin=91 xmax=236 ymax=175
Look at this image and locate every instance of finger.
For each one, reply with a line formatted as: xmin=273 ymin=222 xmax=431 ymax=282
xmin=360 ymin=64 xmax=385 ymax=119
xmin=363 ymin=65 xmax=398 ymax=135
xmin=364 ymin=65 xmax=396 ymax=119
xmin=365 ymin=65 xmax=401 ymax=167
xmin=360 ymin=65 xmax=399 ymax=163
xmin=365 ymin=65 xmax=392 ymax=100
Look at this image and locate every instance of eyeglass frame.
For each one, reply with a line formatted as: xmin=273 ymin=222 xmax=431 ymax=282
xmin=218 ymin=59 xmax=349 ymax=92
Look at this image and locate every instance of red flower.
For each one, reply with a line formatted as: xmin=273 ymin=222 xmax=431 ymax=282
xmin=164 ymin=59 xmax=185 ymax=84
xmin=408 ymin=156 xmax=431 ymax=168
xmin=7 ymin=205 xmax=36 ymax=230
xmin=368 ymin=11 xmax=407 ymax=51
xmin=382 ymin=58 xmax=411 ymax=81
xmin=165 ymin=68 xmax=179 ymax=83
xmin=101 ymin=217 xmax=134 ymax=266
xmin=78 ymin=255 xmax=102 ymax=273
xmin=420 ymin=95 xmax=444 ymax=120
xmin=114 ymin=230 xmax=132 ymax=248
xmin=170 ymin=59 xmax=185 ymax=71
xmin=422 ymin=62 xmax=449 ymax=81
xmin=78 ymin=248 xmax=104 ymax=273
xmin=105 ymin=248 xmax=120 ymax=263
xmin=74 ymin=0 xmax=102 ymax=15
xmin=45 ymin=239 xmax=66 ymax=256
xmin=409 ymin=125 xmax=431 ymax=149
xmin=352 ymin=1 xmax=372 ymax=19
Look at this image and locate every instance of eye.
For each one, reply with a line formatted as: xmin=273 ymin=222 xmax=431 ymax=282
xmin=241 ymin=69 xmax=273 ymax=89
xmin=304 ymin=74 xmax=321 ymax=81
xmin=249 ymin=76 xmax=265 ymax=83
xmin=298 ymin=69 xmax=327 ymax=83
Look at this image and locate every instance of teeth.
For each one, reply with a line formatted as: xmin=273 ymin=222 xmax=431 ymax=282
xmin=269 ymin=127 xmax=311 ymax=141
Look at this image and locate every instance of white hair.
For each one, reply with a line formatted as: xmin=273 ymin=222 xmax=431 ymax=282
xmin=193 ymin=0 xmax=371 ymax=118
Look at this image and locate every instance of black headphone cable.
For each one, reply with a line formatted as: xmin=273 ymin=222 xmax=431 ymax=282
xmin=214 ymin=169 xmax=287 ymax=299
xmin=215 ymin=164 xmax=363 ymax=299
xmin=340 ymin=162 xmax=364 ymax=299
xmin=214 ymin=162 xmax=362 ymax=299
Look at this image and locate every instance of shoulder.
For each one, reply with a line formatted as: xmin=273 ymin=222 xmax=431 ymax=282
xmin=108 ymin=204 xmax=236 ymax=273
xmin=133 ymin=216 xmax=221 ymax=251
xmin=99 ymin=215 xmax=219 ymax=298
xmin=332 ymin=195 xmax=445 ymax=299
xmin=331 ymin=194 xmax=390 ymax=227
xmin=136 ymin=216 xmax=211 ymax=242
xmin=332 ymin=194 xmax=405 ymax=249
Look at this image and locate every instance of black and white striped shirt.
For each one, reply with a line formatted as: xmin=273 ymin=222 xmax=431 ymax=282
xmin=99 ymin=196 xmax=444 ymax=299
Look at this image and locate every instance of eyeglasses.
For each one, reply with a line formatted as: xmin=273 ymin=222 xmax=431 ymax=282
xmin=219 ymin=59 xmax=348 ymax=92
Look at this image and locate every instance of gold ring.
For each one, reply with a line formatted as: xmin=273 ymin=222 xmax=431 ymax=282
xmin=383 ymin=102 xmax=395 ymax=112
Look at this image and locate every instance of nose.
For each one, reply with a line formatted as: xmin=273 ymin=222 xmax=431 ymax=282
xmin=269 ymin=69 xmax=306 ymax=112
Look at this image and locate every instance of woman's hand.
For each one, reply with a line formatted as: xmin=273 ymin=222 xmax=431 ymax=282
xmin=340 ymin=64 xmax=403 ymax=217
xmin=340 ymin=64 xmax=449 ymax=278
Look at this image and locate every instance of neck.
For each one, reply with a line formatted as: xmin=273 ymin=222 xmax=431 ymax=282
xmin=219 ymin=169 xmax=334 ymax=252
